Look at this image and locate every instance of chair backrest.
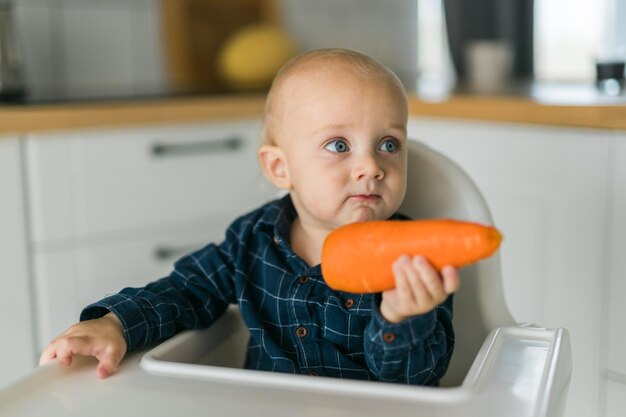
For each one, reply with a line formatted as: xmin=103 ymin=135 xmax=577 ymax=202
xmin=399 ymin=140 xmax=515 ymax=387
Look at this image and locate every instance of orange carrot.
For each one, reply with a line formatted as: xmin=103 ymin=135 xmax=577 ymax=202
xmin=321 ymin=219 xmax=503 ymax=293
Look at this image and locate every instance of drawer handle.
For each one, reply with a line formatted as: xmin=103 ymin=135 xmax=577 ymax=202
xmin=151 ymin=136 xmax=243 ymax=157
xmin=154 ymin=244 xmax=200 ymax=261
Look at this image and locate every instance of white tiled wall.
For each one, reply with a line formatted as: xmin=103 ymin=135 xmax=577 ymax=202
xmin=12 ymin=1 xmax=59 ymax=101
xmin=13 ymin=0 xmax=167 ymax=101
xmin=279 ymin=0 xmax=418 ymax=91
xmin=13 ymin=0 xmax=418 ymax=101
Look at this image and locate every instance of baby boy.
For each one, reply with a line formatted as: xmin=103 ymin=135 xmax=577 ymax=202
xmin=40 ymin=48 xmax=460 ymax=385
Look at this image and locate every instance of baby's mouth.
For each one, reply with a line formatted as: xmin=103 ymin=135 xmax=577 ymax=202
xmin=350 ymin=194 xmax=381 ymax=202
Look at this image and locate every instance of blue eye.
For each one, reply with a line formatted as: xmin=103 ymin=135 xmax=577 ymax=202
xmin=325 ymin=139 xmax=350 ymax=153
xmin=379 ymin=138 xmax=399 ymax=153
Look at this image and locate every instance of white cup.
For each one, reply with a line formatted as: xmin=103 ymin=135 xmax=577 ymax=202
xmin=465 ymin=40 xmax=513 ymax=93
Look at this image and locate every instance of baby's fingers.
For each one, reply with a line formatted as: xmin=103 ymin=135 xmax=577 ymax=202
xmin=95 ymin=346 xmax=124 ymax=379
xmin=39 ymin=343 xmax=58 ymax=366
xmin=412 ymin=256 xmax=446 ymax=301
xmin=95 ymin=358 xmax=117 ymax=378
xmin=393 ymin=255 xmax=418 ymax=304
xmin=40 ymin=335 xmax=120 ymax=377
xmin=53 ymin=336 xmax=93 ymax=367
xmin=441 ymin=265 xmax=460 ymax=294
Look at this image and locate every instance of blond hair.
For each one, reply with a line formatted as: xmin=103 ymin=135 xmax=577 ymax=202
xmin=260 ymin=48 xmax=407 ymax=146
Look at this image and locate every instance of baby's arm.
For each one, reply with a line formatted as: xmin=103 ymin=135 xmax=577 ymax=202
xmin=39 ymin=312 xmax=127 ymax=379
xmin=364 ymin=255 xmax=458 ymax=385
xmin=380 ymin=255 xmax=459 ymax=323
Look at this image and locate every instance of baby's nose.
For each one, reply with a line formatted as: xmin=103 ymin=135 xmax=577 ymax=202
xmin=352 ymin=153 xmax=384 ymax=180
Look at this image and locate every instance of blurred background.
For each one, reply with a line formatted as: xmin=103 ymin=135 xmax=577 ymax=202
xmin=4 ymin=0 xmax=625 ymax=102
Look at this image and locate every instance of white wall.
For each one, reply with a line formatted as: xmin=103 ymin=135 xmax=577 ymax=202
xmin=279 ymin=0 xmax=418 ymax=91
xmin=610 ymin=0 xmax=626 ymax=50
xmin=12 ymin=0 xmax=418 ymax=101
xmin=13 ymin=0 xmax=166 ymax=101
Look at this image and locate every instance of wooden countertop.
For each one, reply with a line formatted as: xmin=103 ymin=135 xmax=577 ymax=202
xmin=408 ymin=95 xmax=626 ymax=130
xmin=1 ymin=92 xmax=625 ymax=136
xmin=0 ymin=95 xmax=267 ymax=136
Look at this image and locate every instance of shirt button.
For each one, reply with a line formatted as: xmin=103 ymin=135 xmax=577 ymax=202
xmin=383 ymin=332 xmax=396 ymax=343
xmin=299 ymin=275 xmax=309 ymax=284
xmin=344 ymin=298 xmax=355 ymax=308
xmin=296 ymin=326 xmax=308 ymax=338
xmin=273 ymin=236 xmax=282 ymax=245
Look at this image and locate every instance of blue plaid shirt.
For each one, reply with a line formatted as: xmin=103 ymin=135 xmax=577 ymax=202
xmin=81 ymin=195 xmax=454 ymax=385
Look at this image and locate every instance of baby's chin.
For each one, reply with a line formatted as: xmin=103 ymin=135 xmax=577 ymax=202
xmin=347 ymin=206 xmax=388 ymax=224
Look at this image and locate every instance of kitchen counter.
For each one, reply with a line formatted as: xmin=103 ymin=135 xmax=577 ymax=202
xmin=0 ymin=95 xmax=267 ymax=135
xmin=409 ymin=94 xmax=626 ymax=130
xmin=1 ymin=88 xmax=625 ymax=136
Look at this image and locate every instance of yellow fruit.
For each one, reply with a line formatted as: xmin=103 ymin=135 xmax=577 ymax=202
xmin=217 ymin=25 xmax=297 ymax=90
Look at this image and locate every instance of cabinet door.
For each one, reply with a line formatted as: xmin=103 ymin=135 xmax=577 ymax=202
xmin=607 ymin=133 xmax=626 ymax=377
xmin=34 ymin=216 xmax=231 ymax=348
xmin=0 ymin=138 xmax=36 ymax=387
xmin=26 ymin=120 xmax=272 ymax=243
xmin=605 ymin=379 xmax=626 ymax=417
xmin=408 ymin=117 xmax=608 ymax=417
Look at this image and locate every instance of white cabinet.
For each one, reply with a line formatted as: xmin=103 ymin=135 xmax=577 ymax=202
xmin=605 ymin=379 xmax=626 ymax=417
xmin=26 ymin=121 xmax=269 ymax=242
xmin=606 ymin=132 xmax=626 ymax=402
xmin=25 ymin=120 xmax=273 ymax=350
xmin=0 ymin=138 xmax=36 ymax=388
xmin=32 ymin=219 xmax=230 ymax=346
xmin=408 ymin=117 xmax=609 ymax=417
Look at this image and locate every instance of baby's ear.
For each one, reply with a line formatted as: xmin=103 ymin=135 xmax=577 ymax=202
xmin=258 ymin=145 xmax=292 ymax=190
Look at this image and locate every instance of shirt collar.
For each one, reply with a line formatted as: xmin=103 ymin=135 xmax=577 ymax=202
xmin=254 ymin=194 xmax=408 ymax=274
xmin=253 ymin=193 xmax=409 ymax=240
xmin=253 ymin=193 xmax=297 ymax=242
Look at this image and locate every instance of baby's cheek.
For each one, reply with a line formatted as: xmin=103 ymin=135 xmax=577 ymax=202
xmin=388 ymin=175 xmax=408 ymax=208
xmin=304 ymin=194 xmax=337 ymax=219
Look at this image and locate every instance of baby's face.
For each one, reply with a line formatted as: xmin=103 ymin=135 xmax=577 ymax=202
xmin=275 ymin=64 xmax=408 ymax=232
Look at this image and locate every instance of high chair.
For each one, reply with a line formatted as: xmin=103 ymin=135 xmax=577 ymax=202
xmin=138 ymin=140 xmax=572 ymax=417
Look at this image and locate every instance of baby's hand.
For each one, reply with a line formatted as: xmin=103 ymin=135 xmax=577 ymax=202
xmin=380 ymin=255 xmax=460 ymax=323
xmin=39 ymin=313 xmax=127 ymax=379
